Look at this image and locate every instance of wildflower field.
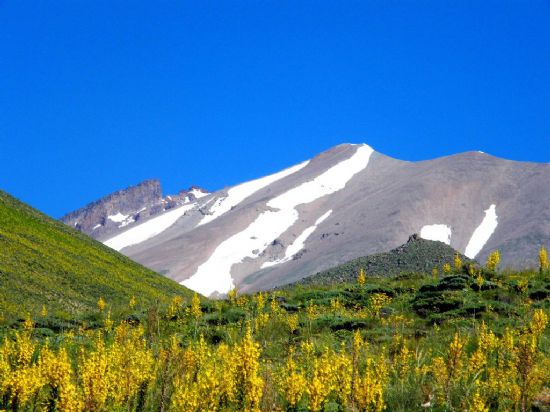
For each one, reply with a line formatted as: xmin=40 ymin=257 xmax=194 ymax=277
xmin=1 ymin=254 xmax=549 ymax=411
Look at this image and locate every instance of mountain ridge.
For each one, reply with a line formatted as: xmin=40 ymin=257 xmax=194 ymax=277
xmin=61 ymin=179 xmax=209 ymax=240
xmin=60 ymin=143 xmax=550 ymax=296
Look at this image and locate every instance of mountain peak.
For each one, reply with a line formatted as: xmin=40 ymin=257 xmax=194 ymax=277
xmin=61 ymin=143 xmax=550 ymax=296
xmin=61 ymin=179 xmax=209 ymax=239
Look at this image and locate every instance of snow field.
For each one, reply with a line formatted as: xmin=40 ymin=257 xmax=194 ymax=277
xmin=420 ymin=224 xmax=452 ymax=245
xmin=198 ymin=161 xmax=310 ymax=226
xmin=104 ymin=202 xmax=197 ymax=251
xmin=261 ymin=210 xmax=333 ymax=268
xmin=107 ymin=212 xmax=128 ymax=223
xmin=183 ymin=145 xmax=374 ymax=296
xmin=464 ymin=204 xmax=498 ymax=259
xmin=189 ymin=188 xmax=209 ymax=199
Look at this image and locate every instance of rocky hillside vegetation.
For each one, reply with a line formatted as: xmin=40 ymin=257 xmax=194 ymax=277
xmin=297 ymin=234 xmax=474 ymax=286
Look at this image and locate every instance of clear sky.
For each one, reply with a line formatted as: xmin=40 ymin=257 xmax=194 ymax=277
xmin=1 ymin=1 xmax=549 ymax=218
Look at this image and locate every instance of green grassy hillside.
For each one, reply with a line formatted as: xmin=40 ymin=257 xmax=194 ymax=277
xmin=1 ymin=261 xmax=548 ymax=411
xmin=0 ymin=190 xmax=548 ymax=410
xmin=0 ymin=190 xmax=192 ymax=324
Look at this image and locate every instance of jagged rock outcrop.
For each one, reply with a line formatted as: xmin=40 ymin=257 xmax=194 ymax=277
xmin=61 ymin=180 xmax=208 ymax=239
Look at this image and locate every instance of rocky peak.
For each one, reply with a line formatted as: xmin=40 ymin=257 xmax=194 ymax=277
xmin=61 ymin=180 xmax=210 ymax=239
xmin=61 ymin=179 xmax=164 ymax=237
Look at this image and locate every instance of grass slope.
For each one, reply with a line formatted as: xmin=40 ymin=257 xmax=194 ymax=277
xmin=0 ymin=190 xmax=191 ymax=323
xmin=297 ymin=234 xmax=474 ymax=286
xmin=2 ymin=263 xmax=548 ymax=410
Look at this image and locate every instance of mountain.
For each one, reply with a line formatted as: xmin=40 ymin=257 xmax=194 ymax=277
xmin=295 ymin=234 xmax=474 ymax=286
xmin=60 ymin=179 xmax=209 ymax=240
xmin=63 ymin=143 xmax=550 ymax=297
xmin=0 ymin=190 xmax=191 ymax=323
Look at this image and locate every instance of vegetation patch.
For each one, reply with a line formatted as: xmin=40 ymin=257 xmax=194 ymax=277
xmin=1 ymin=253 xmax=548 ymax=411
xmin=0 ymin=190 xmax=192 ymax=323
xmin=1 ymin=200 xmax=549 ymax=411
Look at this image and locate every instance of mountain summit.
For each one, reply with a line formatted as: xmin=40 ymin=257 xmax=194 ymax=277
xmin=63 ymin=143 xmax=550 ymax=296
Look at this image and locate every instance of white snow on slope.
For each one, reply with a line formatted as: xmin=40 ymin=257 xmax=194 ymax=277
xmin=183 ymin=145 xmax=373 ymax=296
xmin=190 ymin=188 xmax=209 ymax=199
xmin=119 ymin=217 xmax=135 ymax=228
xmin=93 ymin=224 xmax=102 ymax=230
xmin=464 ymin=204 xmax=498 ymax=259
xmin=104 ymin=203 xmax=197 ymax=251
xmin=262 ymin=210 xmax=333 ymax=268
xmin=108 ymin=211 xmax=142 ymax=228
xmin=108 ymin=212 xmax=128 ymax=223
xmin=198 ymin=161 xmax=310 ymax=226
xmin=420 ymin=224 xmax=452 ymax=245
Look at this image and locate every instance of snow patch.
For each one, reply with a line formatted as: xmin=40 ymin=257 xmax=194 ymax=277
xmin=107 ymin=209 xmax=147 ymax=229
xmin=262 ymin=210 xmax=332 ymax=268
xmin=190 ymin=188 xmax=209 ymax=199
xmin=93 ymin=224 xmax=102 ymax=230
xmin=107 ymin=212 xmax=128 ymax=223
xmin=119 ymin=217 xmax=135 ymax=228
xmin=420 ymin=224 xmax=452 ymax=245
xmin=104 ymin=203 xmax=197 ymax=251
xmin=464 ymin=204 xmax=498 ymax=259
xmin=198 ymin=160 xmax=310 ymax=226
xmin=183 ymin=145 xmax=373 ymax=296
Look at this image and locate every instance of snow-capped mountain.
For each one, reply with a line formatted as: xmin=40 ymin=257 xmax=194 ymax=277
xmin=63 ymin=144 xmax=550 ymax=297
xmin=61 ymin=180 xmax=209 ymax=240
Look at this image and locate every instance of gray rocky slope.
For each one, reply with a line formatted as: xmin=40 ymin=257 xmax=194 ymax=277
xmin=62 ymin=144 xmax=550 ymax=296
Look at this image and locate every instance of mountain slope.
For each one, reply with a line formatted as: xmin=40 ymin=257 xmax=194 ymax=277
xmin=295 ymin=234 xmax=474 ymax=286
xmin=63 ymin=143 xmax=550 ymax=296
xmin=0 ymin=190 xmax=192 ymax=322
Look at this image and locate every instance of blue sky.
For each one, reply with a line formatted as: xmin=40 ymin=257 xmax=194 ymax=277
xmin=1 ymin=1 xmax=549 ymax=218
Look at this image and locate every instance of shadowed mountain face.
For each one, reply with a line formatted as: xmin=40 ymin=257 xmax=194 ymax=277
xmin=63 ymin=144 xmax=550 ymax=296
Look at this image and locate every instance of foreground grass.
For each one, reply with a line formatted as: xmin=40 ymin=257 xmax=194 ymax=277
xmin=1 ymin=265 xmax=549 ymax=411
